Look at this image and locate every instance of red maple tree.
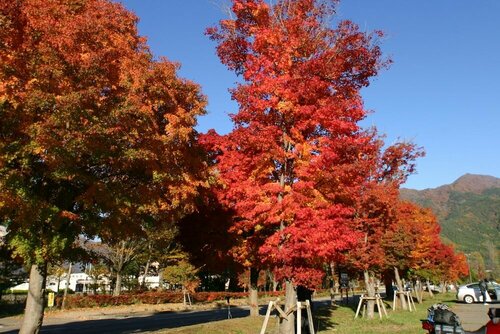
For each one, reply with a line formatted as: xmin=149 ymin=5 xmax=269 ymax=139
xmin=343 ymin=140 xmax=423 ymax=316
xmin=204 ymin=0 xmax=416 ymax=328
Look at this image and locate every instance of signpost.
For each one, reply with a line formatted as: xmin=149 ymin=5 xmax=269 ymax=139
xmin=47 ymin=292 xmax=55 ymax=308
xmin=340 ymin=273 xmax=350 ymax=303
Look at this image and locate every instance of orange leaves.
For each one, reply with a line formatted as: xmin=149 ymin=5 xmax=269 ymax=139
xmin=379 ymin=200 xmax=470 ymax=281
xmin=0 ymin=0 xmax=209 ymax=268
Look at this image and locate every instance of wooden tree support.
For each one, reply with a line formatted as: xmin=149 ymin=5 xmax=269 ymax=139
xmin=392 ymin=291 xmax=416 ymax=311
xmin=354 ymin=294 xmax=388 ymax=319
xmin=260 ymin=298 xmax=315 ymax=334
xmin=182 ymin=289 xmax=192 ymax=307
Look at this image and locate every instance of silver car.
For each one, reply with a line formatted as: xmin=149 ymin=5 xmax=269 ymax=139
xmin=456 ymin=281 xmax=499 ymax=304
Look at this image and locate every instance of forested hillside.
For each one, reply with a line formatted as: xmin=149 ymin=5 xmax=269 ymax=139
xmin=400 ymin=174 xmax=500 ymax=278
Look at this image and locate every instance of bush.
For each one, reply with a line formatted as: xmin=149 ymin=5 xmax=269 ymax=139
xmin=59 ymin=290 xmax=286 ymax=309
xmin=60 ymin=291 xmax=184 ymax=309
xmin=3 ymin=289 xmax=28 ymax=295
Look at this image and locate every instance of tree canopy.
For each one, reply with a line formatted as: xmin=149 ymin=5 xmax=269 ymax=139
xmin=0 ymin=0 xmax=208 ymax=331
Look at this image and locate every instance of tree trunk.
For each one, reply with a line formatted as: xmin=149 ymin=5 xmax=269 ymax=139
xmin=394 ymin=267 xmax=407 ymax=310
xmin=249 ymin=267 xmax=259 ymax=317
xmin=265 ymin=269 xmax=273 ymax=292
xmin=158 ymin=269 xmax=164 ymax=291
xmin=440 ymin=281 xmax=447 ymax=294
xmin=19 ymin=263 xmax=47 ymax=334
xmin=363 ymin=271 xmax=376 ymax=319
xmin=279 ymin=280 xmax=296 ymax=334
xmin=114 ymin=271 xmax=122 ymax=296
xmin=61 ymin=263 xmax=72 ymax=309
xmin=141 ymin=255 xmax=151 ymax=289
xmin=329 ymin=262 xmax=336 ymax=305
xmin=416 ymin=279 xmax=423 ymax=303
xmin=411 ymin=280 xmax=419 ymax=304
xmin=426 ymin=280 xmax=434 ymax=298
xmin=383 ymin=271 xmax=394 ymax=301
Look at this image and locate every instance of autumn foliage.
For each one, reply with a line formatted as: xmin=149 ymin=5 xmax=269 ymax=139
xmin=398 ymin=202 xmax=469 ymax=282
xmin=0 ymin=0 xmax=207 ymax=331
xmin=0 ymin=0 xmax=207 ymax=265
xmin=204 ymin=0 xmax=432 ymax=290
xmin=0 ymin=1 xmax=471 ymax=332
xmin=202 ymin=6 xmax=470 ymax=323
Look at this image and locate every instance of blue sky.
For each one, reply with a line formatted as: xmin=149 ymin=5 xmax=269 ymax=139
xmin=119 ymin=0 xmax=499 ymax=190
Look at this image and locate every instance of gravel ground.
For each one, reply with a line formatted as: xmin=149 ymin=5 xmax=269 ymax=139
xmin=452 ymin=302 xmax=496 ymax=331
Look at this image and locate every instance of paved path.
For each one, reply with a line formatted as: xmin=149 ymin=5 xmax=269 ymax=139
xmin=1 ymin=297 xmax=496 ymax=333
xmin=452 ymin=303 xmax=496 ymax=331
xmin=0 ymin=306 xmax=251 ymax=333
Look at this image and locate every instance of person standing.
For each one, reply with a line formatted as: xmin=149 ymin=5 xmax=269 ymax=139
xmin=479 ymin=279 xmax=489 ymax=305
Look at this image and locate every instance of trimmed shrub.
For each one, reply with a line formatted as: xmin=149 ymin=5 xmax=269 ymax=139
xmin=59 ymin=290 xmax=286 ymax=309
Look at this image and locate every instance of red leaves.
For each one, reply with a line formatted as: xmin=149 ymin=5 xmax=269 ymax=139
xmin=204 ymin=0 xmax=417 ymax=286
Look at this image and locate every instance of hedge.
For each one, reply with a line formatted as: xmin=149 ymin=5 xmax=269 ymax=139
xmin=58 ymin=290 xmax=285 ymax=309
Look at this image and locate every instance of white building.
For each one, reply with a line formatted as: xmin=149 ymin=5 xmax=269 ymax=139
xmin=9 ymin=272 xmax=111 ymax=293
xmin=10 ymin=273 xmax=165 ymax=293
xmin=0 ymin=225 xmax=7 ymax=244
xmin=138 ymin=275 xmax=160 ymax=289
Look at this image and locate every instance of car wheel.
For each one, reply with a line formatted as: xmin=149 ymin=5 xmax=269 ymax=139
xmin=464 ymin=295 xmax=474 ymax=304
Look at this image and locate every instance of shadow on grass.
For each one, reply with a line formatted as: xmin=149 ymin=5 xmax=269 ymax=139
xmin=332 ymin=295 xmax=394 ymax=319
xmin=0 ymin=302 xmax=24 ymax=318
xmin=314 ymin=303 xmax=338 ymax=332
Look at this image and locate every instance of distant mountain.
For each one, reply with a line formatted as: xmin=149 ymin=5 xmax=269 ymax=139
xmin=400 ymin=174 xmax=500 ymax=265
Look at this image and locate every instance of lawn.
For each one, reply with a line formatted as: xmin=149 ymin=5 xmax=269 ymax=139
xmin=155 ymin=292 xmax=457 ymax=334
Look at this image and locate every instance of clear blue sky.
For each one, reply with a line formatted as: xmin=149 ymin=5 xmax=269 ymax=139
xmin=119 ymin=0 xmax=499 ymax=190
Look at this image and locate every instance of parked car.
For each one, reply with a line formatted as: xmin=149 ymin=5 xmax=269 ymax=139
xmin=456 ymin=281 xmax=500 ymax=304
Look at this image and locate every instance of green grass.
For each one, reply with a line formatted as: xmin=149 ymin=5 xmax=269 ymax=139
xmin=156 ymin=316 xmax=279 ymax=334
xmin=155 ymin=293 xmax=458 ymax=334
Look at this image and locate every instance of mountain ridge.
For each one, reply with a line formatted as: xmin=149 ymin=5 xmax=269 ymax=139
xmin=402 ymin=173 xmax=500 ymax=194
xmin=400 ymin=174 xmax=500 ymax=276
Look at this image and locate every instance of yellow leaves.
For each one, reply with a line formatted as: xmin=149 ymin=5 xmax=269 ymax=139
xmin=152 ymin=170 xmax=166 ymax=183
xmin=27 ymin=78 xmax=38 ymax=87
xmin=30 ymin=143 xmax=46 ymax=156
xmin=277 ymin=100 xmax=293 ymax=113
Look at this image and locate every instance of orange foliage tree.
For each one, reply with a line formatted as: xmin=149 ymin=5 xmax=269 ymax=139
xmin=0 ymin=0 xmax=207 ymax=332
xmin=390 ymin=202 xmax=469 ymax=297
xmin=347 ymin=142 xmax=422 ymax=316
